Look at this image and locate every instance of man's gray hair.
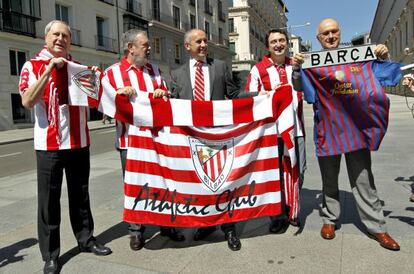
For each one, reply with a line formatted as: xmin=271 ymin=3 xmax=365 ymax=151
xmin=44 ymin=20 xmax=71 ymax=36
xmin=122 ymin=29 xmax=148 ymax=55
xmin=184 ymin=29 xmax=202 ymax=44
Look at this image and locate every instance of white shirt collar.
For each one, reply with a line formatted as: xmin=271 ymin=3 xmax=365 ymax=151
xmin=190 ymin=57 xmax=206 ymax=67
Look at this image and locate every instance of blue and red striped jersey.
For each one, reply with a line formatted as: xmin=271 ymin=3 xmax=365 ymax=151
xmin=301 ymin=60 xmax=401 ymax=156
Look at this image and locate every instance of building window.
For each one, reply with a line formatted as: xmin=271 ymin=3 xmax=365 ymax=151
xmin=152 ymin=0 xmax=160 ymax=21
xmin=55 ymin=4 xmax=70 ymax=25
xmin=174 ymin=43 xmax=180 ymax=64
xmin=229 ymin=42 xmax=235 ymax=57
xmin=96 ymin=17 xmax=106 ymax=47
xmin=11 ymin=94 xmax=29 ymax=123
xmin=9 ymin=49 xmax=26 ymax=76
xmin=96 ymin=16 xmax=116 ymax=52
xmin=395 ymin=37 xmax=398 ymax=56
xmin=190 ymin=14 xmax=196 ymax=29
xmin=229 ymin=18 xmax=234 ymax=33
xmin=219 ymin=27 xmax=223 ymax=44
xmin=204 ymin=21 xmax=210 ymax=39
xmin=173 ymin=6 xmax=180 ymax=29
xmin=153 ymin=37 xmax=162 ymax=60
xmin=123 ymin=15 xmax=148 ymax=32
xmin=406 ymin=21 xmax=408 ymax=46
xmin=218 ymin=0 xmax=225 ymax=22
xmin=204 ymin=0 xmax=213 ymax=15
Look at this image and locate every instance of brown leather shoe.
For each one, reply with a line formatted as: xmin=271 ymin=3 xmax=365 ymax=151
xmin=368 ymin=232 xmax=400 ymax=251
xmin=320 ymin=224 xmax=336 ymax=240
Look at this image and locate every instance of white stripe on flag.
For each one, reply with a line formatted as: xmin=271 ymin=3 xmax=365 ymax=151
xmin=253 ymin=93 xmax=273 ymax=120
xmin=171 ymin=99 xmax=193 ymax=125
xmin=213 ymin=100 xmax=234 ymax=125
xmin=124 ymin=168 xmax=279 ymax=194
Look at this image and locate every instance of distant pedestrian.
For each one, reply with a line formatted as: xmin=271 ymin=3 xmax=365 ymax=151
xmin=102 ymin=114 xmax=112 ymax=124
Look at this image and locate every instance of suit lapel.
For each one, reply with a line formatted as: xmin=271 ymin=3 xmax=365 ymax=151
xmin=183 ymin=62 xmax=193 ymax=99
xmin=208 ymin=58 xmax=215 ymax=100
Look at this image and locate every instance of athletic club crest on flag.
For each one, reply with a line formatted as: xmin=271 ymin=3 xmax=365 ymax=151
xmin=189 ymin=137 xmax=234 ymax=192
xmin=72 ymin=69 xmax=100 ymax=100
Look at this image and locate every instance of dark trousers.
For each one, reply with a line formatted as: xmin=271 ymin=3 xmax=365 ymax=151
xmin=36 ymin=147 xmax=94 ymax=261
xmin=119 ymin=149 xmax=144 ymax=235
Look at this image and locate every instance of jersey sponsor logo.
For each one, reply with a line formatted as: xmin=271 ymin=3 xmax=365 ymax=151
xmin=72 ymin=69 xmax=100 ymax=100
xmin=189 ymin=137 xmax=234 ymax=192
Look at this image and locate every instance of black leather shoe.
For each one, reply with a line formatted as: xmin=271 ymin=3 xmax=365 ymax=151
xmin=225 ymin=230 xmax=241 ymax=251
xmin=269 ymin=219 xmax=290 ymax=234
xmin=193 ymin=226 xmax=216 ymax=241
xmin=79 ymin=241 xmax=112 ymax=256
xmin=130 ymin=234 xmax=145 ymax=251
xmin=43 ymin=259 xmax=58 ymax=274
xmin=160 ymin=227 xmax=185 ymax=242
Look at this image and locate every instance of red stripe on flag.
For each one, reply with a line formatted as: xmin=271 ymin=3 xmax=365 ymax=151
xmin=128 ymin=135 xmax=191 ymax=158
xmin=114 ymin=94 xmax=134 ymax=125
xmin=126 ymin=157 xmax=278 ymax=183
xmin=192 ymin=101 xmax=213 ymax=126
xmin=232 ymin=98 xmax=254 ymax=124
xmin=235 ymin=135 xmax=277 ymax=157
xmin=228 ymin=158 xmax=279 ymax=181
xmin=69 ymin=106 xmax=81 ymax=147
xmin=209 ymin=157 xmax=215 ymax=180
xmin=151 ymin=99 xmax=173 ymax=126
xmin=126 ymin=159 xmax=199 ymax=182
xmin=170 ymin=118 xmax=276 ymax=141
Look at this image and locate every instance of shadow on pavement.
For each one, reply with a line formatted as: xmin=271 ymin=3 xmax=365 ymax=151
xmin=0 ymin=238 xmax=38 ymax=267
xmin=298 ymin=188 xmax=368 ymax=234
xmin=389 ymin=207 xmax=414 ymax=227
xmin=59 ymin=221 xmax=128 ymax=270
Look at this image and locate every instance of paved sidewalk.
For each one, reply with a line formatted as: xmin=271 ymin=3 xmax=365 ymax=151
xmin=0 ymin=94 xmax=413 ymax=274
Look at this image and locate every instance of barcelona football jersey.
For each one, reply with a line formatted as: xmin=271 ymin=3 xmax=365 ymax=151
xmin=301 ymin=60 xmax=401 ymax=156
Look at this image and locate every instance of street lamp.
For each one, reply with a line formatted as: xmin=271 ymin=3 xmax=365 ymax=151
xmin=280 ymin=22 xmax=311 ymax=31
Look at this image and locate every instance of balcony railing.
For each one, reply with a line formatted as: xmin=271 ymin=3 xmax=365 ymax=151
xmin=99 ymin=0 xmax=114 ymax=5
xmin=151 ymin=11 xmax=191 ymax=31
xmin=95 ymin=35 xmax=117 ymax=53
xmin=218 ymin=11 xmax=225 ymax=22
xmin=229 ymin=26 xmax=237 ymax=33
xmin=0 ymin=10 xmax=37 ymax=37
xmin=71 ymin=28 xmax=81 ymax=46
xmin=204 ymin=5 xmax=213 ymax=16
xmin=211 ymin=32 xmax=228 ymax=46
xmin=126 ymin=0 xmax=142 ymax=16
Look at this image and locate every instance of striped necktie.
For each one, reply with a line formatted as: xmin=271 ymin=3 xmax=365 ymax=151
xmin=194 ymin=60 xmax=205 ymax=101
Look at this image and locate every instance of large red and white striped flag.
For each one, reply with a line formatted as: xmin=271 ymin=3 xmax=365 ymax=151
xmin=66 ymin=61 xmax=300 ymax=225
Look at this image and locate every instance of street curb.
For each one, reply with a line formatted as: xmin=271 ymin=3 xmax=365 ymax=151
xmin=0 ymin=124 xmax=115 ymax=146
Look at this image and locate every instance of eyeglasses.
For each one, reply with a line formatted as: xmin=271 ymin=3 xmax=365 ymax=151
xmin=318 ymin=29 xmax=340 ymax=37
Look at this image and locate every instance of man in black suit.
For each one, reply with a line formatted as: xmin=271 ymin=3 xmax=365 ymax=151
xmin=170 ymin=29 xmax=241 ymax=251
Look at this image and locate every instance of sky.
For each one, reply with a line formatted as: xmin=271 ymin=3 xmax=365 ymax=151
xmin=285 ymin=0 xmax=379 ymax=51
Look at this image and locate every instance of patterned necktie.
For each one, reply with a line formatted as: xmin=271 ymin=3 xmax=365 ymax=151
xmin=194 ymin=60 xmax=205 ymax=101
xmin=276 ymin=65 xmax=288 ymax=84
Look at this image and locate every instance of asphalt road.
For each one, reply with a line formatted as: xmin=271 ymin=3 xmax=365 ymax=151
xmin=0 ymin=128 xmax=116 ymax=177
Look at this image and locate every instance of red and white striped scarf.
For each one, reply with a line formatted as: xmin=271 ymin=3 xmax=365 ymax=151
xmin=33 ymin=47 xmax=73 ymax=145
